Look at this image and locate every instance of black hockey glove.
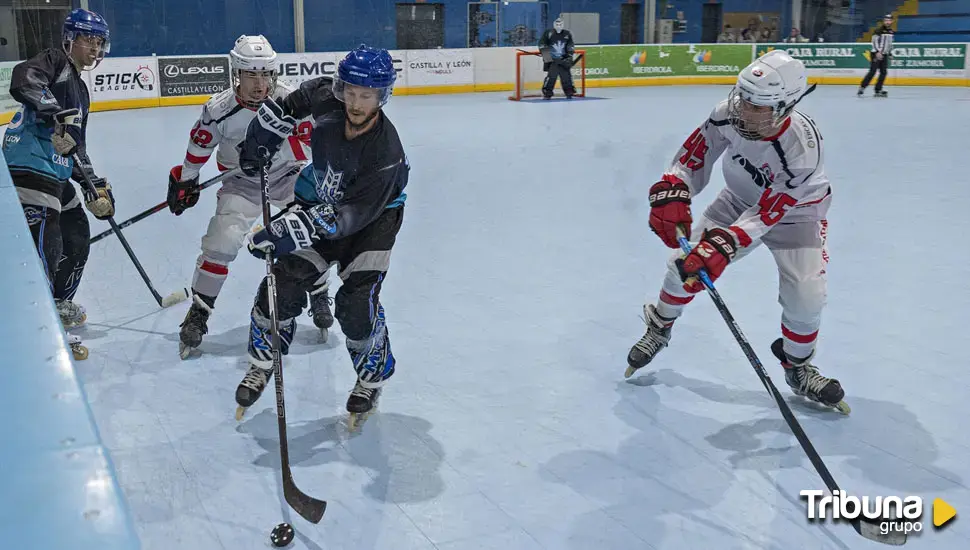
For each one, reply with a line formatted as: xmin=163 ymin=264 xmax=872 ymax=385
xmin=167 ymin=165 xmax=200 ymax=215
xmin=237 ymin=98 xmax=296 ymax=177
xmin=247 ymin=204 xmax=336 ymax=260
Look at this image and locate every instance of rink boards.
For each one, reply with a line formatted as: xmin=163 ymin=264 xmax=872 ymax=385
xmin=2 ymin=42 xmax=970 ymax=124
xmin=0 ymin=151 xmax=141 ymax=548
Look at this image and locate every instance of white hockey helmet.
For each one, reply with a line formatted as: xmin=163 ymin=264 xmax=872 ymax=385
xmin=230 ymin=35 xmax=278 ymax=107
xmin=727 ymin=49 xmax=811 ymax=140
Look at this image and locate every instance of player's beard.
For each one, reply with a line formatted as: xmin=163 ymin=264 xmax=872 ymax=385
xmin=345 ymin=106 xmax=379 ymax=133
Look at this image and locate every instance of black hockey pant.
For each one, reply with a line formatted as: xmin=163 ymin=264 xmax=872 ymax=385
xmin=542 ymin=60 xmax=576 ymax=97
xmin=14 ymin=171 xmax=90 ymax=302
xmin=253 ymin=206 xmax=404 ymax=380
xmin=860 ymin=55 xmax=888 ymax=92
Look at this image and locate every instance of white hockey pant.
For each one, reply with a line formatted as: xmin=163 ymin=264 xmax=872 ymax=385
xmin=652 ymin=196 xmax=829 ymax=360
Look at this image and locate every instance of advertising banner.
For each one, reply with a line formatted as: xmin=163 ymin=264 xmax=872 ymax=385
xmin=277 ymin=51 xmax=407 ymax=89
xmin=276 ymin=52 xmax=341 ymax=88
xmin=158 ymin=55 xmax=230 ymax=97
xmin=0 ymin=61 xmax=18 ymax=114
xmin=582 ymin=44 xmax=752 ymax=79
xmin=405 ymin=49 xmax=474 ymax=87
xmin=760 ymin=43 xmax=966 ymax=77
xmin=87 ymin=56 xmax=158 ymax=102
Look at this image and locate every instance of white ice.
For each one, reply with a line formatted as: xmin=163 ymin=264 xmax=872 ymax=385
xmin=72 ymin=85 xmax=970 ymax=549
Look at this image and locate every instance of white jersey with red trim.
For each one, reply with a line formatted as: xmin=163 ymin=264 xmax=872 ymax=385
xmin=663 ymin=99 xmax=830 ymax=246
xmin=180 ymin=82 xmax=312 ymax=185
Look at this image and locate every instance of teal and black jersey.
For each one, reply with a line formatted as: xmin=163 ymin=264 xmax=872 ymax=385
xmin=2 ymin=48 xmax=90 ymax=183
xmin=288 ymin=78 xmax=408 ymax=241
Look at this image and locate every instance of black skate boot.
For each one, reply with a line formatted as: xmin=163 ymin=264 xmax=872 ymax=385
xmin=307 ymin=286 xmax=334 ymax=342
xmin=875 ymin=90 xmax=888 ymax=98
xmin=857 ymin=87 xmax=864 ymax=97
xmin=625 ymin=304 xmax=674 ymax=378
xmin=235 ymin=305 xmax=295 ymax=420
xmin=347 ymin=380 xmax=381 ymax=431
xmin=179 ymin=294 xmax=212 ymax=359
xmin=235 ymin=363 xmax=274 ymax=420
xmin=56 ymin=299 xmax=87 ymax=329
xmin=771 ymin=338 xmax=850 ymax=415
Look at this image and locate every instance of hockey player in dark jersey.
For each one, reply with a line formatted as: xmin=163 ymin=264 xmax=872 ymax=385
xmin=1 ymin=8 xmax=113 ymax=359
xmin=232 ymin=45 xmax=409 ymax=429
xmin=538 ymin=17 xmax=576 ymax=99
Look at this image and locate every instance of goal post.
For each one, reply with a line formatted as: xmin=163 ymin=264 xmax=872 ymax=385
xmin=509 ymin=49 xmax=587 ymax=101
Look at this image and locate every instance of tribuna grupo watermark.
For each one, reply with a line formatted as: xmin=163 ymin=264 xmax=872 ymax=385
xmin=801 ymin=490 xmax=924 ymax=535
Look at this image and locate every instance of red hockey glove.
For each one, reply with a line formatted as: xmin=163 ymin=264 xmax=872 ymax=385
xmin=676 ymin=228 xmax=739 ymax=293
xmin=649 ymin=174 xmax=692 ymax=248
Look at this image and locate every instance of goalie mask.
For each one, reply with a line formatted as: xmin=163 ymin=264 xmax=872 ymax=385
xmin=727 ymin=50 xmax=811 ymax=140
xmin=230 ymin=35 xmax=278 ymax=109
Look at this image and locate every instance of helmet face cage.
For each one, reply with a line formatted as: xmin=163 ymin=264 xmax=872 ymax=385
xmin=727 ymin=87 xmax=792 ymax=141
xmin=233 ymin=69 xmax=277 ymax=109
xmin=332 ymin=46 xmax=397 ymax=108
xmin=62 ymin=9 xmax=110 ymax=70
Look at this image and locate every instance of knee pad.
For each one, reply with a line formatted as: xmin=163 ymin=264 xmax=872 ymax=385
xmin=334 ymin=283 xmax=382 ymax=341
xmin=778 ymin=278 xmax=826 ymax=326
xmin=248 ymin=303 xmax=296 ymax=368
xmin=345 ymin=304 xmax=395 ymax=388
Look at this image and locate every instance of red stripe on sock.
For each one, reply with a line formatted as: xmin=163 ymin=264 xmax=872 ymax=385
xmin=782 ymin=324 xmax=818 ymax=344
xmin=200 ymin=261 xmax=229 ymax=276
xmin=660 ymin=290 xmax=694 ymax=306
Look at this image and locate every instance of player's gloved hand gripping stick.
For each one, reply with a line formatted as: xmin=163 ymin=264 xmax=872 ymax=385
xmin=73 ymin=154 xmax=191 ymax=308
xmin=673 ymin=225 xmax=905 ymax=546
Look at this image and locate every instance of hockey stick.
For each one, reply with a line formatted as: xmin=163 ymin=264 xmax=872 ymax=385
xmin=674 ymin=226 xmax=906 ymax=546
xmin=256 ymin=149 xmax=327 ymax=524
xmin=89 ymin=168 xmax=241 ymax=245
xmin=72 ymin=154 xmax=189 ymax=308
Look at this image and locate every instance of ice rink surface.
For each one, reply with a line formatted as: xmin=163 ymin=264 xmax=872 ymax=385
xmin=68 ymin=85 xmax=970 ymax=549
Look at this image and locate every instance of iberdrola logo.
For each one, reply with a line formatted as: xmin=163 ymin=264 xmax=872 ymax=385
xmin=629 ymin=51 xmax=647 ymax=65
xmin=693 ymin=50 xmax=713 ymax=63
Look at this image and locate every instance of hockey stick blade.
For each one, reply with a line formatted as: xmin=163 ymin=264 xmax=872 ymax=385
xmin=283 ymin=473 xmax=327 ymax=524
xmin=674 ymin=226 xmax=906 ymax=546
xmin=853 ymin=518 xmax=907 ymax=546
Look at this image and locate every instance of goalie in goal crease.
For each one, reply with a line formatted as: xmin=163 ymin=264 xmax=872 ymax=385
xmin=539 ymin=17 xmax=579 ymax=99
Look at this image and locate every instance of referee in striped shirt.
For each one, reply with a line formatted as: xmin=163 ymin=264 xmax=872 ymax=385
xmin=859 ymin=14 xmax=894 ymax=97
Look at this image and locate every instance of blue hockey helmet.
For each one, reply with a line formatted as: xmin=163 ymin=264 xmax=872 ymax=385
xmin=63 ymin=8 xmax=110 ymax=69
xmin=333 ymin=45 xmax=397 ymax=107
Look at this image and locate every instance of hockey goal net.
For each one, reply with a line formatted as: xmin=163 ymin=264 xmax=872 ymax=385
xmin=509 ymin=49 xmax=586 ymax=101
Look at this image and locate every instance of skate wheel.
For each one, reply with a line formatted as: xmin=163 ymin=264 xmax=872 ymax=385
xmin=71 ymin=344 xmax=88 ymax=361
xmin=179 ymin=343 xmax=194 ymax=360
xmin=834 ymin=401 xmax=851 ymax=415
xmin=347 ymin=410 xmax=374 ymax=432
xmin=235 ymin=406 xmax=248 ymax=421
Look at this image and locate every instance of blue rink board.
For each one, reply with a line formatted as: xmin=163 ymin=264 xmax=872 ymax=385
xmin=0 ymin=150 xmax=140 ymax=550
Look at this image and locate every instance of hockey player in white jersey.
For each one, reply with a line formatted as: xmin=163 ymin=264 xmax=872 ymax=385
xmin=166 ymin=35 xmax=333 ymax=359
xmin=626 ymin=50 xmax=849 ymax=414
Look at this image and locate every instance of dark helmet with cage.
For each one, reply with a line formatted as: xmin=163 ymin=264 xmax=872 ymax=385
xmin=332 ymin=45 xmax=397 ymax=108
xmin=62 ymin=8 xmax=110 ymax=70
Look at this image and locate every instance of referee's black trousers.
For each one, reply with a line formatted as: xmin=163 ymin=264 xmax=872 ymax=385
xmin=861 ymin=55 xmax=888 ymax=92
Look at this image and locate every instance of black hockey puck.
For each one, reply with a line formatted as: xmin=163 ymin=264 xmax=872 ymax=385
xmin=270 ymin=522 xmax=294 ymax=547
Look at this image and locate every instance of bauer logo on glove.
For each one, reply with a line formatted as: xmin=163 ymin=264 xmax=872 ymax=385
xmin=248 ymin=206 xmax=319 ymax=259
